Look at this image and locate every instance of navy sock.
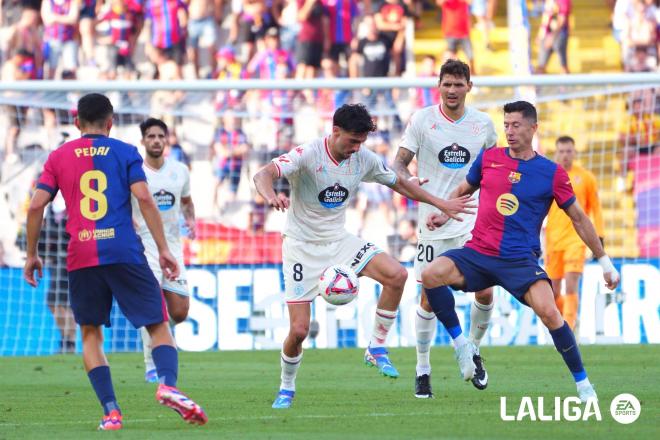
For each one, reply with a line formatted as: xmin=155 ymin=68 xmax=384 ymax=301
xmin=549 ymin=321 xmax=587 ymax=382
xmin=425 ymin=285 xmax=462 ymax=338
xmin=152 ymin=345 xmax=178 ymax=387
xmin=87 ymin=366 xmax=120 ymax=415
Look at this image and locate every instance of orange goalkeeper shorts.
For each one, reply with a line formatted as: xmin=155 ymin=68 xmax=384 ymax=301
xmin=545 ymin=245 xmax=587 ymax=279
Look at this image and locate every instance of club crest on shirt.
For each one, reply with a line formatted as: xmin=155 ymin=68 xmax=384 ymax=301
xmin=153 ymin=189 xmax=176 ymax=211
xmin=438 ymin=143 xmax=470 ymax=169
xmin=318 ymin=183 xmax=349 ymax=208
xmin=508 ymin=171 xmax=522 ymax=184
xmin=471 ymin=123 xmax=482 ymax=135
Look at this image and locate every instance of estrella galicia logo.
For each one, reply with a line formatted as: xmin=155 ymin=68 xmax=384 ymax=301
xmin=439 ymin=143 xmax=470 ymax=169
xmin=318 ymin=183 xmax=349 ymax=208
xmin=153 ymin=189 xmax=176 ymax=211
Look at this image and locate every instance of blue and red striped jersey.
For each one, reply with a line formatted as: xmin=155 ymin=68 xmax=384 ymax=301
xmin=465 ymin=147 xmax=576 ymax=258
xmin=37 ymin=134 xmax=148 ymax=271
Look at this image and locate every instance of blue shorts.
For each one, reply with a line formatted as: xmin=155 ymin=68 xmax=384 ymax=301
xmin=68 ymin=263 xmax=167 ymax=328
xmin=442 ymin=247 xmax=550 ymax=305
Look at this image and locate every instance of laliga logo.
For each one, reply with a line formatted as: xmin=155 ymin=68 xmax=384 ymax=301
xmin=500 ymin=396 xmax=602 ymax=421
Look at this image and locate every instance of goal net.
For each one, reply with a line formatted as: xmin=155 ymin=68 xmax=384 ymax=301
xmin=0 ymin=75 xmax=658 ymax=356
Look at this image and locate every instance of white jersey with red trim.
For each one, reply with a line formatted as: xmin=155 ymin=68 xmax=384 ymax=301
xmin=272 ymin=137 xmax=397 ymax=243
xmin=399 ymin=105 xmax=498 ymax=240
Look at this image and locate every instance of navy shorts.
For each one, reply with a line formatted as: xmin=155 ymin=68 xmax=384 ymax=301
xmin=68 ymin=263 xmax=167 ymax=328
xmin=442 ymin=247 xmax=550 ymax=305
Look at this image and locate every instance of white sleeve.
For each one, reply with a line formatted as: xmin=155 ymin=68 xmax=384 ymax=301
xmin=485 ymin=117 xmax=498 ymax=148
xmin=181 ymin=166 xmax=191 ymax=198
xmin=271 ymin=145 xmax=310 ymax=178
xmin=398 ymin=111 xmax=423 ymax=155
xmin=362 ymin=149 xmax=397 ymax=186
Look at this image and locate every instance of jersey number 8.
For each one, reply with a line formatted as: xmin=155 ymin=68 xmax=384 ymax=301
xmin=80 ymin=170 xmax=108 ymax=221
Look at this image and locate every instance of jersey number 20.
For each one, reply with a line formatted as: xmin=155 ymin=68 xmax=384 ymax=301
xmin=80 ymin=170 xmax=108 ymax=220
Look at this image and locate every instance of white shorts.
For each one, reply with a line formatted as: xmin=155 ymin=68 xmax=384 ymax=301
xmin=283 ymin=234 xmax=383 ymax=303
xmin=413 ymin=233 xmax=472 ymax=282
xmin=144 ymin=247 xmax=189 ymax=297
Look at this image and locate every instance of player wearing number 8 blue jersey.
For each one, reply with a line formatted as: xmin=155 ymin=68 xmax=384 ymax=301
xmin=23 ymin=93 xmax=207 ymax=430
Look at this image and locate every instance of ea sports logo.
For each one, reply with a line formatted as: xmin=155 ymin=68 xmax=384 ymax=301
xmin=610 ymin=393 xmax=641 ymax=424
xmin=496 ymin=193 xmax=519 ymax=216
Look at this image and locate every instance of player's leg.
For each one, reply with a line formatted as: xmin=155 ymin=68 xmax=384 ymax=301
xmin=545 ymin=250 xmax=565 ymax=315
xmin=68 ymin=267 xmax=122 ymax=430
xmin=141 ymin=255 xmax=164 ymax=382
xmin=359 ymin=252 xmax=408 ymax=379
xmin=273 ymin=302 xmax=311 ymax=409
xmin=523 ymin=280 xmax=596 ymax=402
xmin=111 ymin=263 xmax=207 ymax=424
xmin=562 ymin=245 xmax=587 ymax=331
xmin=469 ymin=287 xmax=493 ymax=390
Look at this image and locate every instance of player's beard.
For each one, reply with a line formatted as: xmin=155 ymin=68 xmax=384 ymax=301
xmin=146 ymin=147 xmax=164 ymax=159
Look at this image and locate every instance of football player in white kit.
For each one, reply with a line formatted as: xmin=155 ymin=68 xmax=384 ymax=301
xmin=253 ymin=104 xmax=475 ymax=409
xmin=393 ymin=60 xmax=498 ymax=398
xmin=132 ymin=118 xmax=196 ymax=383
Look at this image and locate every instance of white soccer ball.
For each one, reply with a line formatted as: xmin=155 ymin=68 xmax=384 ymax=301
xmin=318 ymin=264 xmax=359 ymax=306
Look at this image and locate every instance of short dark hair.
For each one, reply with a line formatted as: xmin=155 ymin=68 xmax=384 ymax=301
xmin=439 ymin=59 xmax=471 ymax=83
xmin=139 ymin=117 xmax=169 ymax=137
xmin=333 ymin=104 xmax=377 ymax=134
xmin=77 ymin=93 xmax=113 ymax=126
xmin=555 ymin=135 xmax=575 ymax=145
xmin=503 ymin=101 xmax=537 ymax=123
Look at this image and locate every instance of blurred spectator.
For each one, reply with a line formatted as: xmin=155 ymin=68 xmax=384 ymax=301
xmin=247 ymin=26 xmax=294 ymax=79
xmin=535 ymin=0 xmax=571 ymax=74
xmin=437 ymin=0 xmax=475 ymax=74
xmin=187 ymin=0 xmax=220 ymax=78
xmin=414 ymin=54 xmax=440 ymax=107
xmin=622 ymin=0 xmax=657 ymax=70
xmin=620 ymin=95 xmax=660 ymax=159
xmin=95 ymin=0 xmax=135 ymax=79
xmin=78 ymin=0 xmax=97 ymax=65
xmin=387 ymin=216 xmax=418 ymax=262
xmin=471 ymin=0 xmax=493 ymax=50
xmin=627 ymin=44 xmax=656 ymax=71
xmin=231 ymin=0 xmax=277 ymax=63
xmin=277 ymin=0 xmax=300 ymax=53
xmin=214 ymin=46 xmax=246 ymax=113
xmin=356 ymin=133 xmax=394 ymax=232
xmin=211 ymin=112 xmax=250 ymax=212
xmin=375 ymin=0 xmax=410 ymax=76
xmin=1 ymin=49 xmax=35 ymax=163
xmin=166 ymin=127 xmax=192 ymax=168
xmin=295 ymin=0 xmax=328 ymax=84
xmin=5 ymin=6 xmax=42 ymax=76
xmin=248 ymin=192 xmax=268 ymax=233
xmin=144 ymin=0 xmax=188 ymax=68
xmin=41 ymin=0 xmax=80 ymax=79
xmin=270 ymin=52 xmax=297 ymax=150
xmin=324 ymin=0 xmax=359 ymax=77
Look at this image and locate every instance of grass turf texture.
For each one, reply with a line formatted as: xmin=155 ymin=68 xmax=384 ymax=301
xmin=0 ymin=345 xmax=657 ymax=439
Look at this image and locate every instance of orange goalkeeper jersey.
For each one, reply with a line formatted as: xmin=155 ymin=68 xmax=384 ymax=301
xmin=546 ymin=163 xmax=604 ymax=252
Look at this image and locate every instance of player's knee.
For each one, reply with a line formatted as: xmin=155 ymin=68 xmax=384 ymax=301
xmin=537 ymin=305 xmax=563 ymax=329
xmin=386 ymin=266 xmax=408 ymax=291
xmin=168 ymin=307 xmax=189 ymax=324
xmin=421 ymin=265 xmax=444 ymax=288
xmin=475 ymin=288 xmax=494 ymax=305
xmin=289 ymin=321 xmax=310 ymax=343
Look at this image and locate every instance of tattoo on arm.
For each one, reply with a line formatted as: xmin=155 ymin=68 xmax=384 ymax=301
xmin=392 ymin=148 xmax=415 ymax=179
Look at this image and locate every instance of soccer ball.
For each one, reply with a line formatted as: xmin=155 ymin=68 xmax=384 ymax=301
xmin=318 ymin=264 xmax=359 ymax=306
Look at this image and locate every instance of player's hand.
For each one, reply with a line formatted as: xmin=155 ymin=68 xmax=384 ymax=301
xmin=408 ymin=176 xmax=429 ymax=186
xmin=159 ymin=250 xmax=180 ymax=281
xmin=604 ymin=268 xmax=620 ymax=290
xmin=185 ymin=218 xmax=196 ymax=240
xmin=426 ymin=212 xmax=449 ymax=230
xmin=437 ymin=195 xmax=476 ymax=222
xmin=23 ymin=255 xmax=43 ymax=287
xmin=267 ymin=193 xmax=290 ymax=211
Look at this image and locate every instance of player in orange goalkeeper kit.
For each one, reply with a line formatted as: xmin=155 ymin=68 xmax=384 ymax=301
xmin=545 ymin=136 xmax=605 ymax=330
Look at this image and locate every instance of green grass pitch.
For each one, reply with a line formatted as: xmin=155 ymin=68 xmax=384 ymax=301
xmin=0 ymin=345 xmax=657 ymax=439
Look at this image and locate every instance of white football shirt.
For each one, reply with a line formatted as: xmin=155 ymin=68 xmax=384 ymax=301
xmin=131 ymin=158 xmax=191 ymax=257
xmin=273 ymin=137 xmax=397 ymax=243
xmin=400 ymin=105 xmax=498 ymax=239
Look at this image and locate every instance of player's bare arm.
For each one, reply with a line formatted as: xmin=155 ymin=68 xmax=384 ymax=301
xmin=564 ymin=201 xmax=620 ymax=290
xmin=253 ymin=162 xmax=290 ymax=211
xmin=131 ymin=181 xmax=180 ymax=280
xmin=393 ymin=147 xmax=429 ymax=186
xmin=23 ymin=188 xmax=52 ymax=287
xmin=426 ymin=179 xmax=479 ymax=230
xmin=181 ymin=196 xmax=196 ymax=239
xmin=389 ymin=174 xmax=475 ymax=222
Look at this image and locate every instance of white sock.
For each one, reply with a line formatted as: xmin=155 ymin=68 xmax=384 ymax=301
xmin=141 ymin=327 xmax=155 ymax=372
xmin=469 ymin=299 xmax=494 ymax=347
xmin=370 ymin=308 xmax=397 ymax=348
xmin=452 ymin=333 xmax=468 ymax=349
xmin=576 ymin=377 xmax=591 ymax=388
xmin=280 ymin=351 xmax=303 ymax=391
xmin=415 ymin=305 xmax=436 ymax=376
